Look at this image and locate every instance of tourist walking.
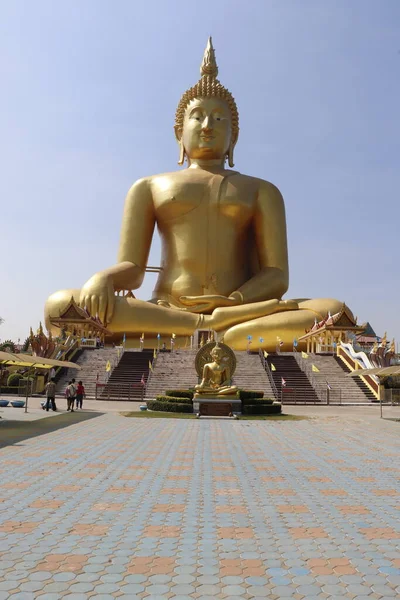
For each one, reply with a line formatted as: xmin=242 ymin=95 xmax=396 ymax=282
xmin=66 ymin=379 xmax=76 ymax=412
xmin=75 ymin=381 xmax=85 ymax=409
xmin=44 ymin=377 xmax=57 ymax=412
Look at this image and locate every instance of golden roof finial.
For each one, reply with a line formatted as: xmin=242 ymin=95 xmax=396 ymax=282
xmin=200 ymin=37 xmax=218 ymax=78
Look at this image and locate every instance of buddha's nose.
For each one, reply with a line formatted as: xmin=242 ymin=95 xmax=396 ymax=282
xmin=202 ymin=115 xmax=213 ymax=130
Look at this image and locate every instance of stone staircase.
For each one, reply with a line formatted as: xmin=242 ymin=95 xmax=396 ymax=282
xmin=232 ymin=351 xmax=275 ymax=399
xmin=100 ymin=349 xmax=153 ymax=401
xmin=145 ymin=351 xmax=198 ymax=399
xmin=56 ymin=347 xmax=119 ymax=398
xmin=266 ymin=354 xmax=319 ymax=403
xmin=295 ymin=353 xmax=376 ymax=403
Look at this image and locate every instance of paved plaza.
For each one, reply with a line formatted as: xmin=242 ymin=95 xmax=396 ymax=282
xmin=0 ymin=409 xmax=400 ymax=599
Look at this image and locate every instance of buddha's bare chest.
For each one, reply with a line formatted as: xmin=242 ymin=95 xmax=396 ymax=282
xmin=151 ymin=173 xmax=257 ymax=224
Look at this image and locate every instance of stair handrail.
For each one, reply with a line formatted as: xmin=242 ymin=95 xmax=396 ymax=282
xmin=142 ymin=349 xmax=159 ymax=398
xmin=258 ymin=348 xmax=279 ymax=400
xmin=293 ymin=351 xmax=343 ymax=403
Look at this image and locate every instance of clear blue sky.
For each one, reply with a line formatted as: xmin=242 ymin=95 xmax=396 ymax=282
xmin=1 ymin=0 xmax=399 ymax=344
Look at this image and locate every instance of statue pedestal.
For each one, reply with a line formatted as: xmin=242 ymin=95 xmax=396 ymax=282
xmin=193 ymin=394 xmax=241 ymax=417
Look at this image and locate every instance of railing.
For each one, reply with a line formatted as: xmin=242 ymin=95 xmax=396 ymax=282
xmin=80 ymin=339 xmax=97 ymax=348
xmin=292 ymin=351 xmax=342 ymax=404
xmin=98 ymin=346 xmax=125 ymax=384
xmin=95 ymin=382 xmax=145 ymax=401
xmin=258 ymin=349 xmax=279 ymax=400
xmin=384 ymin=389 xmax=400 ymax=405
xmin=337 ymin=344 xmax=379 ymax=398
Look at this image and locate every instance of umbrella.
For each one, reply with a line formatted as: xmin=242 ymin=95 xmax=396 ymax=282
xmin=347 ymin=365 xmax=400 ymax=378
xmin=0 ymin=350 xmax=81 ymax=370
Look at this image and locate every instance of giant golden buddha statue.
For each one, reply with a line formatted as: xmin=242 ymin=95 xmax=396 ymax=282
xmin=45 ymin=39 xmax=349 ymax=351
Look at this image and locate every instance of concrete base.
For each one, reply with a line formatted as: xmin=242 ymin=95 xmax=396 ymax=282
xmin=193 ymin=396 xmax=242 ymax=416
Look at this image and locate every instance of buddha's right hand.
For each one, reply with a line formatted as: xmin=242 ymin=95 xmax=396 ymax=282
xmin=79 ymin=272 xmax=115 ymax=325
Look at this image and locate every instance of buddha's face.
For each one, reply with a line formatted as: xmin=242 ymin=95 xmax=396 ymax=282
xmin=211 ymin=348 xmax=223 ymax=363
xmin=182 ymin=97 xmax=232 ymax=161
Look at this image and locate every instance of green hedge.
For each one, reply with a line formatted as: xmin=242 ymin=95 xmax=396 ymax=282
xmin=7 ymin=373 xmax=24 ymax=387
xmin=165 ymin=389 xmax=194 ymax=399
xmin=242 ymin=398 xmax=274 ymax=406
xmin=0 ymin=386 xmax=19 ymax=395
xmin=147 ymin=400 xmax=193 ymax=413
xmin=242 ymin=404 xmax=281 ymax=415
xmin=155 ymin=395 xmax=193 ymax=405
xmin=239 ymin=390 xmax=264 ymax=400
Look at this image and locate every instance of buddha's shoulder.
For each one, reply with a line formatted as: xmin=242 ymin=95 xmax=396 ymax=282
xmin=232 ymin=174 xmax=284 ymax=201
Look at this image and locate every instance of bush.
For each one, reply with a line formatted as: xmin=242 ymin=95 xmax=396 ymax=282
xmin=7 ymin=373 xmax=24 ymax=387
xmin=147 ymin=400 xmax=193 ymax=413
xmin=155 ymin=395 xmax=193 ymax=405
xmin=242 ymin=403 xmax=281 ymax=415
xmin=0 ymin=340 xmax=16 ymax=353
xmin=242 ymin=398 xmax=274 ymax=406
xmin=239 ymin=390 xmax=264 ymax=400
xmin=0 ymin=386 xmax=19 ymax=394
xmin=165 ymin=389 xmax=194 ymax=399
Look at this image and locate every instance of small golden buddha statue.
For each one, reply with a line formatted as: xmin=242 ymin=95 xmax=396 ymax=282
xmin=45 ymin=38 xmax=350 ymax=351
xmin=195 ymin=343 xmax=238 ymax=396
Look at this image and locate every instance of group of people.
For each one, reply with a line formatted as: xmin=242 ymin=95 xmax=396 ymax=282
xmin=43 ymin=377 xmax=85 ymax=412
xmin=65 ymin=379 xmax=86 ymax=412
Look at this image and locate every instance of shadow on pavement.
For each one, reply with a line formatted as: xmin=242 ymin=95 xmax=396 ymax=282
xmin=0 ymin=411 xmax=104 ymax=449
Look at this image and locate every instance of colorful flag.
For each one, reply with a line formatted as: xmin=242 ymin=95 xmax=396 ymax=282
xmin=263 ymin=350 xmax=269 ymax=358
xmin=271 ymin=363 xmax=276 ymax=371
xmin=259 ymin=337 xmax=264 ymax=343
xmin=122 ymin=333 xmax=126 ymax=343
xmin=301 ymin=351 xmax=309 ymax=359
xmin=148 ymin=361 xmax=153 ymax=372
xmin=105 ymin=360 xmax=111 ymax=372
xmin=172 ymin=333 xmax=176 ymax=339
xmin=326 ymin=381 xmax=332 ymax=390
xmin=293 ymin=338 xmax=298 ymax=347
xmin=281 ymin=377 xmax=287 ymax=387
xmin=157 ymin=333 xmax=161 ymax=339
xmin=312 ymin=364 xmax=320 ymax=373
xmin=141 ymin=373 xmax=145 ymax=385
xmin=279 ymin=340 xmax=284 ymax=347
xmin=153 ymin=348 xmax=157 ymax=358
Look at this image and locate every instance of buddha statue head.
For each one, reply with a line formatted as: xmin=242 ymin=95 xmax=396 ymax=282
xmin=174 ymin=37 xmax=239 ymax=167
xmin=210 ymin=342 xmax=224 ymax=363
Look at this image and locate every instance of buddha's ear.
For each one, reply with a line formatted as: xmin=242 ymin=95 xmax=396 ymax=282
xmin=227 ymin=142 xmax=235 ymax=168
xmin=174 ymin=125 xmax=182 ymax=142
xmin=174 ymin=126 xmax=186 ymax=165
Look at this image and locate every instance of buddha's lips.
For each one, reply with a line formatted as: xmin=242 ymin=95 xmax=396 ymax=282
xmin=200 ymin=135 xmax=214 ymax=140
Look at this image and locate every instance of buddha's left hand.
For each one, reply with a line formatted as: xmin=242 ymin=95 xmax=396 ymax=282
xmin=178 ymin=294 xmax=240 ymax=313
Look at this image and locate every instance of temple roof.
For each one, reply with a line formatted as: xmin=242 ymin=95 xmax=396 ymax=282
xmin=299 ymin=304 xmax=364 ymax=340
xmin=49 ymin=297 xmax=110 ymax=334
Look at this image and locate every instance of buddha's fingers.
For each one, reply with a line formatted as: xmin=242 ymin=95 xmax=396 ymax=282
xmin=91 ymin=295 xmax=99 ymax=319
xmin=106 ymin=287 xmax=115 ymax=325
xmin=99 ymin=295 xmax=108 ymax=325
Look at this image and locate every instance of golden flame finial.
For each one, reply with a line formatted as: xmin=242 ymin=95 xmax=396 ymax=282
xmin=200 ymin=37 xmax=218 ymax=78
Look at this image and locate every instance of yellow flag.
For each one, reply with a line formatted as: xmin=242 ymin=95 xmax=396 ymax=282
xmin=263 ymin=350 xmax=269 ymax=358
xmin=172 ymin=333 xmax=176 ymax=339
xmin=271 ymin=363 xmax=276 ymax=371
xmin=153 ymin=348 xmax=157 ymax=358
xmin=148 ymin=361 xmax=153 ymax=372
xmin=105 ymin=360 xmax=111 ymax=372
xmin=312 ymin=364 xmax=320 ymax=373
xmin=301 ymin=351 xmax=309 ymax=359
